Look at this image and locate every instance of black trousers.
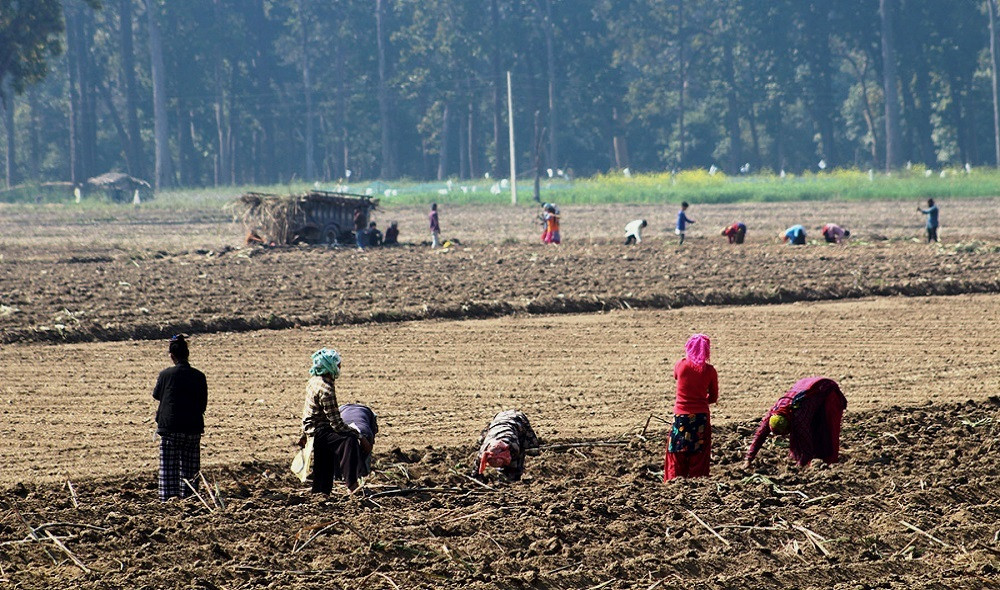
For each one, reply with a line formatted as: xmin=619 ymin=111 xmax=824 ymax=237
xmin=311 ymin=425 xmax=362 ymax=493
xmin=927 ymin=227 xmax=938 ymax=242
xmin=624 ymin=235 xmax=637 ymax=245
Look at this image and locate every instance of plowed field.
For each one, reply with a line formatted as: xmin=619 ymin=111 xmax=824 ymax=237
xmin=1 ymin=199 xmax=998 ymax=589
xmin=2 ymin=294 xmax=999 ymax=486
xmin=1 ymin=396 xmax=997 ymax=589
xmin=2 ymin=205 xmax=999 ymax=345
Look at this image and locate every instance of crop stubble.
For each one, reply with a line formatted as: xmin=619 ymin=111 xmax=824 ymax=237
xmin=0 ymin=199 xmax=998 ymax=588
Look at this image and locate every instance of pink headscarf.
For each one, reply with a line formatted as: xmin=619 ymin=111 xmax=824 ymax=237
xmin=478 ymin=440 xmax=512 ymax=474
xmin=685 ymin=333 xmax=711 ymax=369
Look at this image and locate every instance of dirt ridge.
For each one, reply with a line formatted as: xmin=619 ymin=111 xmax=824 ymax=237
xmin=4 ymin=275 xmax=998 ymax=346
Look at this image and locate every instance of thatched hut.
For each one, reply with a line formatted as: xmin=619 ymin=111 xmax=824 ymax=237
xmin=85 ymin=172 xmax=153 ymax=202
xmin=232 ymin=190 xmax=379 ymax=245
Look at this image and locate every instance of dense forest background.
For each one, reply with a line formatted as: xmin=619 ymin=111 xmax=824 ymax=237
xmin=4 ymin=0 xmax=1000 ymax=190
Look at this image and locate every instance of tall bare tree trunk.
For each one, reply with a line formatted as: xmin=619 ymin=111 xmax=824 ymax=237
xmin=228 ymin=83 xmax=237 ymax=184
xmin=747 ymin=102 xmax=761 ymax=166
xmin=28 ymin=87 xmax=40 ymax=180
xmin=145 ymin=0 xmax=173 ymax=189
xmin=989 ymin=0 xmax=1000 ymax=166
xmin=375 ymin=0 xmax=397 ymax=178
xmin=178 ymin=100 xmax=197 ymax=185
xmin=298 ymin=0 xmax=315 ymax=180
xmin=533 ymin=109 xmax=544 ymax=203
xmin=120 ymin=0 xmax=143 ymax=178
xmin=490 ymin=0 xmax=504 ymax=179
xmin=65 ymin=3 xmax=81 ymax=184
xmin=467 ymin=101 xmax=477 ymax=179
xmin=212 ymin=1 xmax=229 ymax=186
xmin=677 ymin=0 xmax=686 ymax=167
xmin=542 ymin=0 xmax=558 ymax=169
xmin=880 ymin=0 xmax=902 ymax=171
xmin=437 ymin=102 xmax=451 ymax=180
xmin=98 ymin=80 xmax=132 ymax=173
xmin=612 ymin=106 xmax=629 ymax=169
xmin=335 ymin=37 xmax=348 ymax=179
xmin=459 ymin=102 xmax=469 ymax=179
xmin=80 ymin=10 xmax=98 ymax=179
xmin=213 ymin=67 xmax=228 ymax=186
xmin=801 ymin=2 xmax=838 ymax=168
xmin=1 ymin=79 xmax=15 ymax=189
xmin=721 ymin=32 xmax=743 ymax=174
xmin=844 ymin=53 xmax=880 ymax=168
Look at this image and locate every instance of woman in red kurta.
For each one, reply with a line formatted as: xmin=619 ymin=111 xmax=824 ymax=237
xmin=664 ymin=334 xmax=719 ymax=481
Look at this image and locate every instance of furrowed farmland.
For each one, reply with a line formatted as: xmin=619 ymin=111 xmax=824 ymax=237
xmin=0 ymin=198 xmax=998 ymax=589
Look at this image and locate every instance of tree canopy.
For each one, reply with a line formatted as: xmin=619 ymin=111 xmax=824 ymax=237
xmin=2 ymin=0 xmax=1000 ymax=189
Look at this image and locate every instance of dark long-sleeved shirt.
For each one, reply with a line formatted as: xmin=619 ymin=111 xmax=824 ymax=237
xmin=429 ymin=210 xmax=440 ymax=232
xmin=920 ymin=205 xmax=939 ymax=228
xmin=338 ymin=404 xmax=378 ymax=444
xmin=676 ymin=210 xmax=694 ymax=231
xmin=152 ymin=362 xmax=207 ymax=435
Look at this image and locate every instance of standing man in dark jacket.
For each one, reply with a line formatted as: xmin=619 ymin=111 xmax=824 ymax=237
xmin=152 ymin=335 xmax=208 ymax=502
xmin=918 ymin=198 xmax=940 ymax=242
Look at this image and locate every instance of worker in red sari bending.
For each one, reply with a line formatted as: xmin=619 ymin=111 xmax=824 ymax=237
xmin=745 ymin=377 xmax=847 ymax=468
xmin=664 ymin=334 xmax=719 ymax=481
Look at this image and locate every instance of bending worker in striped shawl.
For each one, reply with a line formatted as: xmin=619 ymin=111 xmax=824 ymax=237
xmin=475 ymin=410 xmax=540 ymax=481
xmin=298 ymin=348 xmax=366 ymax=494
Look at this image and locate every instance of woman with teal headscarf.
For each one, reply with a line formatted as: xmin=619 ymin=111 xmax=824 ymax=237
xmin=298 ymin=348 xmax=365 ymax=493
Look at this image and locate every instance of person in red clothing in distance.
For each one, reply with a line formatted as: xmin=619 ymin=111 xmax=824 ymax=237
xmin=664 ymin=334 xmax=719 ymax=481
xmin=744 ymin=377 xmax=847 ymax=469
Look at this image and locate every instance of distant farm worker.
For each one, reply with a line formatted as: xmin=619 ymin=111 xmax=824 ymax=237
xmin=152 ymin=335 xmax=208 ymax=502
xmin=475 ymin=410 xmax=540 ymax=481
xmin=821 ymin=224 xmax=850 ymax=244
xmin=722 ymin=222 xmax=747 ymax=244
xmin=338 ymin=403 xmax=378 ymax=479
xmin=624 ymin=219 xmax=648 ymax=245
xmin=367 ymin=221 xmax=383 ymax=247
xmin=782 ymin=224 xmax=807 ymax=245
xmin=675 ymin=202 xmax=695 ymax=245
xmin=298 ymin=348 xmax=365 ymax=494
xmin=664 ymin=334 xmax=719 ymax=481
xmin=745 ymin=376 xmax=847 ymax=469
xmin=383 ymin=221 xmax=399 ymax=246
xmin=538 ymin=203 xmax=552 ymax=243
xmin=245 ymin=230 xmax=265 ymax=246
xmin=429 ymin=203 xmax=441 ymax=248
xmin=918 ymin=198 xmax=939 ymax=242
xmin=353 ymin=208 xmax=367 ymax=249
xmin=543 ymin=203 xmax=561 ymax=244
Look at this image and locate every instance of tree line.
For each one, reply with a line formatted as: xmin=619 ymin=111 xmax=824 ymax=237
xmin=3 ymin=0 xmax=1000 ymax=191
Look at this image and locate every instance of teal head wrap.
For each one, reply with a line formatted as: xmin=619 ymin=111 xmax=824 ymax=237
xmin=309 ymin=348 xmax=341 ymax=378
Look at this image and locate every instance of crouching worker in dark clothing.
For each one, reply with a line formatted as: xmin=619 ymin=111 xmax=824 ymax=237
xmin=152 ymin=335 xmax=208 ymax=502
xmin=383 ymin=222 xmax=399 ymax=246
xmin=366 ymin=221 xmax=383 ymax=247
xmin=475 ymin=410 xmax=540 ymax=481
xmin=338 ymin=403 xmax=378 ymax=479
xmin=299 ymin=348 xmax=365 ymax=494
